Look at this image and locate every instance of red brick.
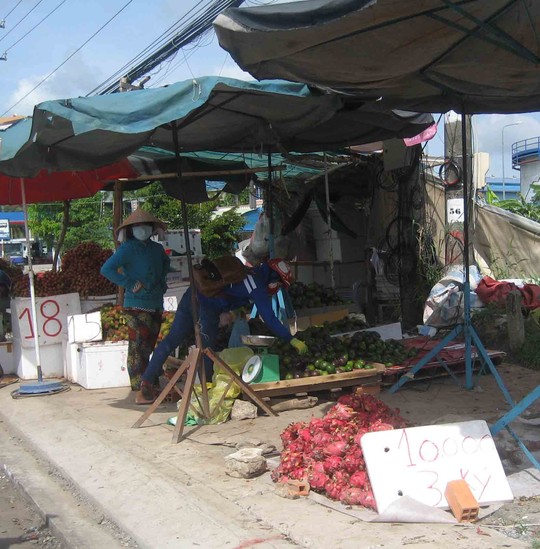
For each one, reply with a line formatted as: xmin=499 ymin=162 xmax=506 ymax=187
xmin=445 ymin=480 xmax=479 ymax=522
xmin=286 ymin=479 xmax=310 ymax=497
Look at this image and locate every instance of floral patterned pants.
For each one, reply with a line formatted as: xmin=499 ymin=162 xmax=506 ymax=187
xmin=124 ymin=308 xmax=162 ymax=391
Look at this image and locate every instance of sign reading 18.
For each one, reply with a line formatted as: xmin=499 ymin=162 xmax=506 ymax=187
xmin=18 ymin=299 xmax=63 ymax=339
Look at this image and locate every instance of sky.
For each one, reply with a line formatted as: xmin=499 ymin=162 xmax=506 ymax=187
xmin=1 ymin=0 xmax=539 ymax=180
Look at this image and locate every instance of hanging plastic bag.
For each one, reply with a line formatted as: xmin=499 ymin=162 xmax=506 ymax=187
xmin=250 ymin=213 xmax=270 ymax=258
xmin=228 ymin=317 xmax=250 ymax=348
xmin=423 ymin=266 xmax=483 ymax=327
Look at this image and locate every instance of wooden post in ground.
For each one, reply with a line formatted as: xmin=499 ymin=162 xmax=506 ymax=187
xmin=506 ymin=290 xmax=524 ymax=352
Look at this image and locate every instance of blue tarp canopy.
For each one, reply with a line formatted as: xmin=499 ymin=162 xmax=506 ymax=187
xmin=0 ymin=76 xmax=433 ymax=178
xmin=241 ymin=206 xmax=263 ymax=232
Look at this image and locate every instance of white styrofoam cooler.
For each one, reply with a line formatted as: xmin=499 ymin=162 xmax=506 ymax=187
xmin=69 ymin=340 xmax=130 ymax=389
xmin=14 ymin=338 xmax=64 ymax=379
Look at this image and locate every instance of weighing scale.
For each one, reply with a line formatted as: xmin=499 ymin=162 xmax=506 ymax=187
xmin=241 ymin=335 xmax=280 ymax=384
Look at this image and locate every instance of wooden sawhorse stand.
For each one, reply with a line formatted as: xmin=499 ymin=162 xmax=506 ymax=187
xmin=132 ymin=347 xmax=276 ymax=443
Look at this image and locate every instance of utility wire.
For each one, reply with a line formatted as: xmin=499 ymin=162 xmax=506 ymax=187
xmin=1 ymin=0 xmax=135 ymax=117
xmin=89 ymin=0 xmax=245 ymax=96
xmin=0 ymin=0 xmax=45 ymax=44
xmin=86 ymin=0 xmax=212 ymax=95
xmin=3 ymin=0 xmax=69 ymax=55
xmin=1 ymin=0 xmax=23 ymax=20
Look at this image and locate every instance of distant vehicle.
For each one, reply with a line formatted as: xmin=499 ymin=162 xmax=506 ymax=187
xmin=1 ymin=240 xmax=50 ymax=266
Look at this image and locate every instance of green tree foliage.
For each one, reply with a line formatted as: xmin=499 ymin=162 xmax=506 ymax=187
xmin=28 ymin=195 xmax=113 ymax=251
xmin=485 ymin=189 xmax=540 ymax=223
xmin=27 ymin=182 xmax=247 ymax=258
xmin=141 ymin=182 xmax=245 ymax=258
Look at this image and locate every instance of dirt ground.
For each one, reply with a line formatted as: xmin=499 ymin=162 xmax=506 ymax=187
xmin=483 ymin=495 xmax=540 ymax=547
xmin=0 ymin=358 xmax=537 ymax=549
xmin=379 ymin=361 xmax=540 ymax=548
xmin=0 ymin=472 xmax=64 ymax=549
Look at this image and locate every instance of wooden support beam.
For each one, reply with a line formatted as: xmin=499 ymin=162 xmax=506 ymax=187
xmin=111 ymin=165 xmax=286 ymax=184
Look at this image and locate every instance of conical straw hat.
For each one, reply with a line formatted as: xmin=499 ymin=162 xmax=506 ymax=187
xmin=116 ymin=208 xmax=167 ymax=235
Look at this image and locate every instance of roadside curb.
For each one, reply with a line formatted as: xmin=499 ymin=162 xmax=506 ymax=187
xmin=0 ymin=417 xmax=135 ymax=549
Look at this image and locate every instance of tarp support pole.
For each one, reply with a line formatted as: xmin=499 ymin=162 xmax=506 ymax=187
xmin=323 ymin=152 xmax=336 ymax=288
xmin=20 ymin=179 xmax=42 ymax=381
xmin=171 ymin=121 xmax=210 ymax=433
xmin=389 ymin=114 xmax=514 ymax=405
xmin=267 ymin=152 xmax=275 ymax=258
xmin=113 ymin=181 xmax=125 ymax=306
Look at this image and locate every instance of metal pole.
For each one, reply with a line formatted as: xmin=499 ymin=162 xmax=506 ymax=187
xmin=501 ymin=129 xmax=505 ymax=200
xmin=460 ymin=114 xmax=473 ymax=390
xmin=20 ymin=179 xmax=42 ymax=381
xmin=323 ymin=153 xmax=335 ymax=288
xmin=267 ymin=152 xmax=275 ymax=258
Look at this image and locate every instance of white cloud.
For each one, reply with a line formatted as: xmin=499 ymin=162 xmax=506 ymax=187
xmin=4 ymin=53 xmax=108 ymax=116
xmin=214 ymin=60 xmax=254 ymax=81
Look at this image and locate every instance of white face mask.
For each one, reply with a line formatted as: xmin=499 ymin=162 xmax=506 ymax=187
xmin=132 ymin=224 xmax=153 ymax=241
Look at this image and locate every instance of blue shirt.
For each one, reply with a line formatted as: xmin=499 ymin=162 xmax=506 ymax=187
xmin=198 ymin=263 xmax=293 ymax=341
xmin=100 ymin=239 xmax=170 ymax=310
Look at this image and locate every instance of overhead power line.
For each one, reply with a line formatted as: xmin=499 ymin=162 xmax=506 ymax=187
xmin=2 ymin=0 xmax=69 ymax=57
xmin=1 ymin=0 xmax=23 ymax=20
xmin=88 ymin=0 xmax=246 ymax=96
xmin=0 ymin=0 xmax=45 ymax=45
xmin=1 ymin=0 xmax=135 ymax=117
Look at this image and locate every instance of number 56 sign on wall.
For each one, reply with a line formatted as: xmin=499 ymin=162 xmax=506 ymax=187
xmin=11 ymin=293 xmax=82 ymax=348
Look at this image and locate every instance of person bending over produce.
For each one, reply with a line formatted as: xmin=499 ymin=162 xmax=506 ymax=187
xmin=139 ymin=258 xmax=308 ymax=404
xmin=100 ymin=209 xmax=170 ymax=404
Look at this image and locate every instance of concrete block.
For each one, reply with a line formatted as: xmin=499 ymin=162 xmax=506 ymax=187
xmin=231 ymin=399 xmax=258 ymax=420
xmin=225 ymin=448 xmax=267 ymax=479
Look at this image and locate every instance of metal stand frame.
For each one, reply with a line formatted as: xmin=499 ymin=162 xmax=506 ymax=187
xmin=490 ymin=385 xmax=540 ymax=469
xmin=388 ymin=114 xmax=538 ymax=468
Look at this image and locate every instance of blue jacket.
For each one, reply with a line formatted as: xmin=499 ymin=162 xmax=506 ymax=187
xmin=100 ymin=239 xmax=170 ymax=310
xmin=198 ymin=263 xmax=293 ymax=341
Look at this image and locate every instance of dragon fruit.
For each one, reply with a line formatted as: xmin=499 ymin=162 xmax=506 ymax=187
xmin=271 ymin=393 xmax=407 ymax=511
xmin=340 ymin=487 xmax=364 ymax=505
xmin=323 ymin=455 xmax=343 ymax=475
xmin=324 ymin=478 xmax=344 ymax=501
xmin=324 ymin=441 xmax=348 ymax=457
xmin=342 ymin=451 xmax=364 ymax=474
xmin=349 ymin=470 xmax=368 ymax=488
xmin=359 ymin=490 xmax=377 ymax=511
xmin=308 ymin=470 xmax=329 ymax=491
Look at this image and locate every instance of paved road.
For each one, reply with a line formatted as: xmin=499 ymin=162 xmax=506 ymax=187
xmin=0 ymin=471 xmax=64 ymax=549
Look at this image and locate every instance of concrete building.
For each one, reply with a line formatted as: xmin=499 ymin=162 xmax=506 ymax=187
xmin=512 ymin=136 xmax=540 ymax=201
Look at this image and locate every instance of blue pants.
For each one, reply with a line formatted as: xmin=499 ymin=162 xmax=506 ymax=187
xmin=142 ymin=288 xmax=220 ymax=384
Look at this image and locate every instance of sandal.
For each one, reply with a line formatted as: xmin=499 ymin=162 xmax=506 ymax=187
xmin=135 ymin=381 xmax=156 ymax=405
xmin=140 ymin=381 xmax=155 ymax=400
xmin=135 ymin=391 xmax=155 ymax=405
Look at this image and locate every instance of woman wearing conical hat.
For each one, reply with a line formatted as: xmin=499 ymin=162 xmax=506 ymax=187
xmin=101 ymin=208 xmax=170 ymax=404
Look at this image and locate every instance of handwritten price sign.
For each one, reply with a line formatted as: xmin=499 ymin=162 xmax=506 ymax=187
xmin=11 ymin=293 xmax=81 ymax=348
xmin=361 ymin=420 xmax=513 ymax=513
